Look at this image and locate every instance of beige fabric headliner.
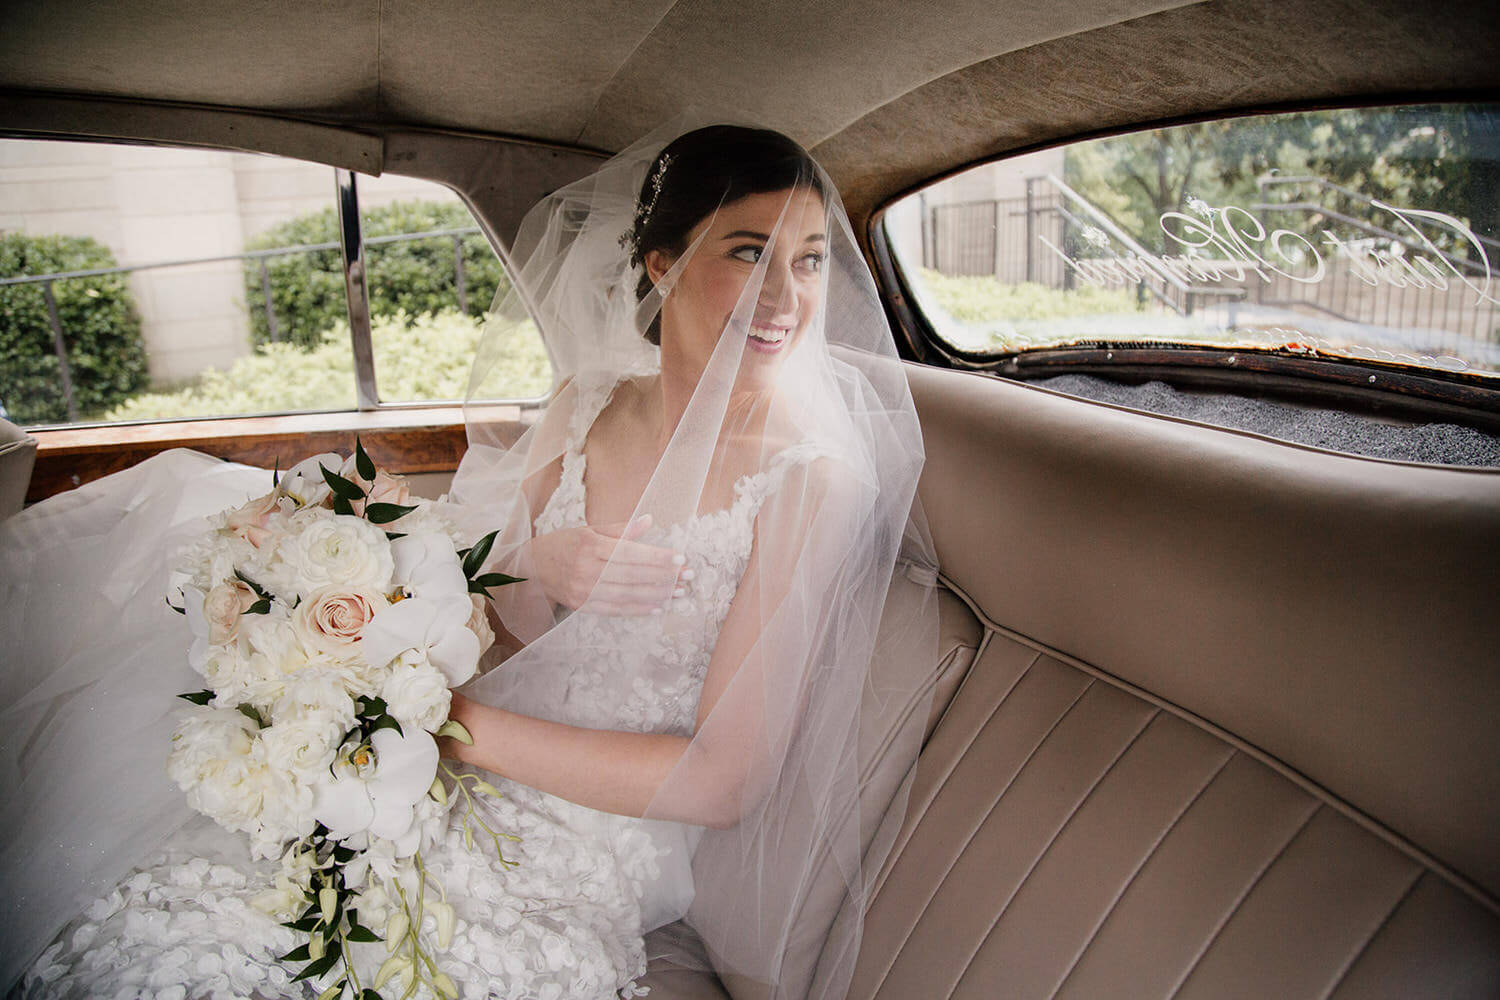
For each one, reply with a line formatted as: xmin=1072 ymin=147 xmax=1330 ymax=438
xmin=0 ymin=0 xmax=1496 ymax=230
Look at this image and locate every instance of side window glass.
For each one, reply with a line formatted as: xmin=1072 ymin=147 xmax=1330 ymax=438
xmin=353 ymin=172 xmax=550 ymax=404
xmin=884 ymin=103 xmax=1499 ymax=382
xmin=0 ymin=139 xmax=354 ymax=424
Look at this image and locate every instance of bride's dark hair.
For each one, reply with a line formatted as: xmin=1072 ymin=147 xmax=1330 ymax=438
xmin=625 ymin=125 xmax=825 ymax=345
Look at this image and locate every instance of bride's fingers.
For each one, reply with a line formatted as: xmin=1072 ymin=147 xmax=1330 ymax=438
xmin=596 ymin=559 xmax=681 ymax=586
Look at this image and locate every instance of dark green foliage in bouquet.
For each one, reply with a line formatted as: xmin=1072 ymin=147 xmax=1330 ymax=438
xmin=0 ymin=232 xmax=149 ymax=425
xmin=243 ymin=199 xmax=508 ymax=349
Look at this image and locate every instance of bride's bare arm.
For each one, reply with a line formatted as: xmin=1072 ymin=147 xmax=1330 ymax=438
xmin=442 ymin=457 xmax=860 ymax=829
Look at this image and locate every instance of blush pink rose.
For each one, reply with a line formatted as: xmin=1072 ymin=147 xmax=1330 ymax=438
xmin=467 ymin=594 xmax=495 ymax=655
xmin=204 ymin=579 xmax=259 ymax=645
xmin=223 ymin=492 xmax=282 ymax=549
xmin=294 ymin=588 xmax=386 ymax=656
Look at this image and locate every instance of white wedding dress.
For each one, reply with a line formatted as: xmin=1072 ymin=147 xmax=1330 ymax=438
xmin=9 ymin=374 xmax=824 ymax=1000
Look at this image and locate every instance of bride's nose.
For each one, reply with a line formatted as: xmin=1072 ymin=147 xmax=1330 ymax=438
xmin=757 ymin=259 xmax=798 ymax=318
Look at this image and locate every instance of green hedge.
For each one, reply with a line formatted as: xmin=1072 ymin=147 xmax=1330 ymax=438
xmin=243 ymin=199 xmax=508 ymax=349
xmin=0 ymin=233 xmax=149 ymax=424
xmin=106 ymin=308 xmax=550 ymax=421
xmin=918 ymin=269 xmax=1140 ymax=324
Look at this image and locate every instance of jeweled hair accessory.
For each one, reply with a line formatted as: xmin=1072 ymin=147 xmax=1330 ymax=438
xmin=620 ymin=153 xmax=673 ymax=262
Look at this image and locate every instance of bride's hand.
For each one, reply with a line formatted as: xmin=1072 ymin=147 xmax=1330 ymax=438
xmin=529 ymin=515 xmax=687 ymax=615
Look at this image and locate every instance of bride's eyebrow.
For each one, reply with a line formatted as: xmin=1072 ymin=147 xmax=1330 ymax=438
xmin=720 ymin=229 xmax=827 ymax=243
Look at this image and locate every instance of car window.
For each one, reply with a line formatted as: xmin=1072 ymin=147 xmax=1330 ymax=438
xmin=0 ymin=138 xmax=550 ymax=428
xmin=884 ymin=103 xmax=1500 ymax=382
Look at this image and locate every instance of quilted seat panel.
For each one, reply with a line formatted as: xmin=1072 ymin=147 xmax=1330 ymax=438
xmin=849 ymin=633 xmax=1500 ymax=1000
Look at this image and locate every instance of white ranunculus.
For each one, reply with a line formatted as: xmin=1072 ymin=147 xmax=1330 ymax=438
xmin=390 ymin=532 xmax=468 ymax=601
xmin=361 ymin=596 xmax=480 ymax=685
xmin=279 ymin=511 xmax=394 ymax=598
xmin=311 ymin=728 xmax=438 ymax=857
xmin=278 ymin=453 xmax=343 ymax=509
xmin=381 ymin=662 xmax=452 ymax=733
xmin=167 ymin=706 xmax=257 ymax=795
xmin=256 ymin=716 xmax=341 ymax=781
xmin=269 ymin=667 xmax=358 ymax=732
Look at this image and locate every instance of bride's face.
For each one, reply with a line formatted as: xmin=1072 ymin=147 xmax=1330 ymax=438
xmin=649 ymin=186 xmax=827 ymax=388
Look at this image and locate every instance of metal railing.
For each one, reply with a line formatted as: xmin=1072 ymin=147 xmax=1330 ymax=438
xmin=921 ymin=173 xmax=1499 ymax=359
xmin=0 ymin=225 xmax=486 ymax=422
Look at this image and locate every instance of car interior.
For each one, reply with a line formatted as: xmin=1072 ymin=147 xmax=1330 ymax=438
xmin=1 ymin=1 xmax=1497 ymax=997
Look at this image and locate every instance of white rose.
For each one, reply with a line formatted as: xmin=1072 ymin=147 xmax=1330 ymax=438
xmin=381 ymin=662 xmax=452 ymax=733
xmin=280 ymin=511 xmax=394 ymax=598
xmin=361 ymin=595 xmax=480 ymax=685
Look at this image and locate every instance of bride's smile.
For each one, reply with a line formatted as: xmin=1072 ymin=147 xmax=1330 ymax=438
xmin=648 ymin=185 xmax=827 ymax=386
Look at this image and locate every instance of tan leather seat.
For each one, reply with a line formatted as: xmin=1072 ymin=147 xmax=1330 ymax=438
xmin=647 ymin=364 xmax=1500 ymax=998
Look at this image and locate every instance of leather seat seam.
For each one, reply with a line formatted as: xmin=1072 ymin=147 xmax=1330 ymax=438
xmin=868 ymin=637 xmax=1035 ymax=904
xmin=867 ymin=673 xmax=1093 ymax=1000
xmin=1046 ymin=746 xmax=1238 ymax=1000
xmin=936 ymin=571 xmax=1500 ymax=919
xmin=1313 ymin=867 xmax=1425 ymax=1000
xmin=948 ymin=705 xmax=1162 ymax=1000
xmin=1164 ymin=801 xmax=1323 ymax=1000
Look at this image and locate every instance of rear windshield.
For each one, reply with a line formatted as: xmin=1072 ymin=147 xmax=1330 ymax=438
xmin=883 ymin=103 xmax=1500 ymax=380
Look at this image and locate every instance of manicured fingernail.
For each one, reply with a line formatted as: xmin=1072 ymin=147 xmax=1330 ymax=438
xmin=679 ymin=569 xmax=695 ymax=581
xmin=671 ymin=554 xmax=686 ymax=566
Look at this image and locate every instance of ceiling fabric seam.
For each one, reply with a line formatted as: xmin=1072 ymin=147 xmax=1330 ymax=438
xmin=572 ymin=0 xmax=685 ymax=144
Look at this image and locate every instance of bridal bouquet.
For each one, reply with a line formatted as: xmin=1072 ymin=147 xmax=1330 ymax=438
xmin=166 ymin=441 xmax=517 ymax=998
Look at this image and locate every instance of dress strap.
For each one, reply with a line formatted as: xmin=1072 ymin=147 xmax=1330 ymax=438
xmin=732 ymin=440 xmax=832 ymax=515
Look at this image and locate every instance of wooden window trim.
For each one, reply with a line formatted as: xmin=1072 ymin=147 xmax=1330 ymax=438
xmin=26 ymin=406 xmax=532 ymax=503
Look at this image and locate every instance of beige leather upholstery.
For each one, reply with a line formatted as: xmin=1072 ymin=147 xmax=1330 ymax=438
xmin=0 ymin=418 xmax=37 ymax=518
xmin=646 ymin=363 xmax=1500 ymax=998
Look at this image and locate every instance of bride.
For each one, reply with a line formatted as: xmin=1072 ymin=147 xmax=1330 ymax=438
xmin=0 ymin=123 xmax=936 ymax=1000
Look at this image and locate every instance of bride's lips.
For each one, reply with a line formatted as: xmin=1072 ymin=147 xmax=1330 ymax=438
xmin=746 ymin=321 xmax=793 ymax=354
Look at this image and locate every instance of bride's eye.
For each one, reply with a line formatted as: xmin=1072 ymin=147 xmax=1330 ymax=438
xmin=796 ymin=251 xmax=825 ymax=273
xmin=729 ymin=245 xmax=764 ymax=264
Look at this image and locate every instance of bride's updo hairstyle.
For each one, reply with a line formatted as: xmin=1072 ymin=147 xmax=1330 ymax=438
xmin=624 ymin=125 xmax=826 ymax=345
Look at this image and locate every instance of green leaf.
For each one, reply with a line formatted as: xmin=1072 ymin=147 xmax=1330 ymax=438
xmin=368 ymin=715 xmax=404 ymax=738
xmin=247 ymin=597 xmax=272 ymax=615
xmin=237 ymin=703 xmax=267 ymax=728
xmin=472 ymin=571 xmax=525 ymax=595
xmin=331 ymin=494 xmax=354 ymax=517
xmin=345 ymin=925 xmax=381 ymax=943
xmin=385 ymin=531 xmax=407 ymax=541
xmin=363 ymin=990 xmax=384 ymax=1000
xmin=233 ymin=569 xmax=271 ymax=600
xmin=356 ymin=696 xmax=388 ymax=717
xmin=279 ymin=943 xmax=312 ymax=963
xmin=283 ymin=915 xmax=321 ymax=932
xmin=364 ymin=502 xmax=418 ymax=525
xmin=177 ymin=690 xmax=214 ymax=706
xmin=291 ymin=945 xmax=341 ymax=983
xmin=272 ymin=456 xmax=280 ymax=489
xmin=321 ymin=465 xmax=367 ymax=502
xmin=332 ymin=845 xmax=356 ymax=864
xmin=463 ymin=529 xmax=499 ymax=578
xmin=354 ymin=436 xmax=376 ymax=482
xmin=165 ymin=596 xmax=186 ymax=615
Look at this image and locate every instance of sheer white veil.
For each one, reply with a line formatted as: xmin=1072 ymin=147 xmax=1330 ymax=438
xmin=449 ymin=121 xmax=939 ymax=1000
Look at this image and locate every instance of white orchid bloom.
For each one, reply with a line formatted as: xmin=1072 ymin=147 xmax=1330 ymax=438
xmin=311 ymin=727 xmax=438 ymax=857
xmin=361 ymin=595 xmax=480 ymax=685
xmin=278 ymin=452 xmax=344 ymax=508
xmin=391 ymin=531 xmax=469 ymax=601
